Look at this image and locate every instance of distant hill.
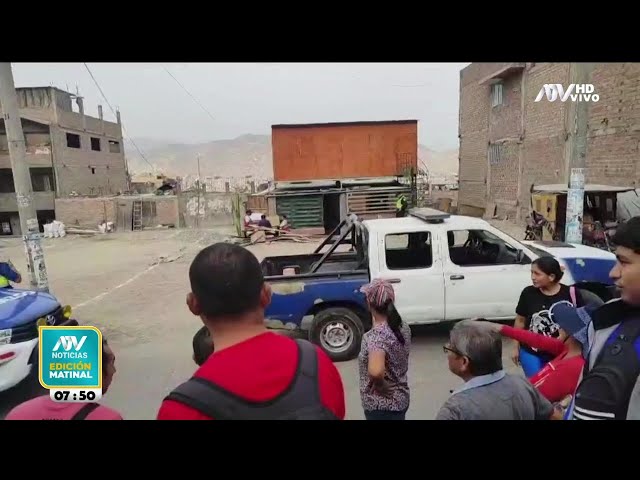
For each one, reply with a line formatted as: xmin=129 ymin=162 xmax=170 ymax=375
xmin=419 ymin=145 xmax=459 ymax=177
xmin=125 ymin=134 xmax=459 ymax=179
xmin=125 ymin=134 xmax=272 ymax=179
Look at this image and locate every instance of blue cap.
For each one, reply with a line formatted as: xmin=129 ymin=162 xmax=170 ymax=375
xmin=549 ymin=301 xmax=597 ymax=349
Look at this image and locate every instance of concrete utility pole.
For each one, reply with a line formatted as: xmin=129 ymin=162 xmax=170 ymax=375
xmin=565 ymin=62 xmax=594 ymax=244
xmin=0 ymin=63 xmax=50 ymax=292
xmin=196 ymin=153 xmax=201 ymax=229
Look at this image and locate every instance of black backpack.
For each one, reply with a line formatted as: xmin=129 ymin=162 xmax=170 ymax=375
xmin=164 ymin=338 xmax=340 ymax=420
xmin=572 ymin=317 xmax=640 ymax=420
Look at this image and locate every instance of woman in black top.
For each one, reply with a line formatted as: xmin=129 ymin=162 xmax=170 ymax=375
xmin=512 ymin=256 xmax=587 ymax=377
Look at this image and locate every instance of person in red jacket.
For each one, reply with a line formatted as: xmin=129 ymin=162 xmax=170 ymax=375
xmin=476 ymin=301 xmax=596 ymax=404
xmin=157 ymin=242 xmax=345 ymax=420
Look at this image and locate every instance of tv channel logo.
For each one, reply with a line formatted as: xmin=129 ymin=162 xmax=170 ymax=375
xmin=39 ymin=326 xmax=103 ymax=390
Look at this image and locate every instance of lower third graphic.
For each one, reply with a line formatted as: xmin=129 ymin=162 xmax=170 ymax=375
xmin=39 ymin=325 xmax=103 ymax=402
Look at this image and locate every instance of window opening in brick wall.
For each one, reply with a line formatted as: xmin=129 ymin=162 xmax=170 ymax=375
xmin=91 ymin=167 xmax=96 ymax=175
xmin=91 ymin=137 xmax=101 ymax=151
xmin=0 ymin=212 xmax=15 ymax=235
xmin=108 ymin=140 xmax=121 ymax=153
xmin=488 ymin=143 xmax=504 ymax=165
xmin=0 ymin=169 xmax=15 ymax=193
xmin=491 ymin=82 xmax=503 ymax=107
xmin=66 ymin=132 xmax=81 ymax=149
xmin=30 ymin=167 xmax=55 ymax=192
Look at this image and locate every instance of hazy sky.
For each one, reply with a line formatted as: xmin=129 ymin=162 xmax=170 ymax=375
xmin=12 ymin=63 xmax=468 ymax=151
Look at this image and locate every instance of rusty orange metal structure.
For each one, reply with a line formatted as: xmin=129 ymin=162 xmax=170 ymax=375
xmin=271 ymin=120 xmax=418 ymax=182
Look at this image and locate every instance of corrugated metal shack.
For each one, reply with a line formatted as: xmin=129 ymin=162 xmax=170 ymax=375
xmin=258 ymin=177 xmax=412 ymax=234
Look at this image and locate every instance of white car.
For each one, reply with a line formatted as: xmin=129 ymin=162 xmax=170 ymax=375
xmin=366 ymin=209 xmax=616 ymax=325
xmin=263 ymin=208 xmax=618 ymax=361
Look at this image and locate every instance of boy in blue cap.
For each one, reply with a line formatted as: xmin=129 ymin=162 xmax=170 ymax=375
xmin=479 ymin=300 xmax=598 ymax=405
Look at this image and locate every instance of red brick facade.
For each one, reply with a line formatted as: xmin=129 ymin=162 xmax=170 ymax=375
xmin=458 ymin=62 xmax=640 ymax=221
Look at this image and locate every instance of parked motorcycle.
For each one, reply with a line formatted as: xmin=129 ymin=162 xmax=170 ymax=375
xmin=584 ymin=220 xmax=617 ymax=252
xmin=524 ymin=211 xmax=547 ymax=241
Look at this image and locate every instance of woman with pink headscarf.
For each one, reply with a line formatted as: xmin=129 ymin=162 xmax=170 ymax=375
xmin=358 ymin=278 xmax=412 ymax=420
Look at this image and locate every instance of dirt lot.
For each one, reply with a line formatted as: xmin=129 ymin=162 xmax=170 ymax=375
xmin=0 ymin=229 xmax=342 ymax=418
xmin=0 ymin=217 xmax=525 ymax=420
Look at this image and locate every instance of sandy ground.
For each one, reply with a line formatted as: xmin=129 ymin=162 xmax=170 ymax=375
xmin=0 ymin=218 xmax=524 ymax=420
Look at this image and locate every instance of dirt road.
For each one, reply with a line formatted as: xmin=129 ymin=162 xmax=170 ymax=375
xmin=0 ymin=226 xmax=521 ymax=420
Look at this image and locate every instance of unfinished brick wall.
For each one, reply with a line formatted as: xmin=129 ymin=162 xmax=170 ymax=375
xmin=56 ymin=196 xmax=178 ymax=230
xmin=487 ymin=72 xmax=523 ymax=218
xmin=459 ymin=62 xmax=640 ymax=221
xmin=50 ymin=126 xmax=128 ymax=196
xmin=155 ymin=197 xmax=178 ymax=226
xmin=458 ymin=63 xmax=502 ymax=215
xmin=587 ymin=63 xmax=640 ymax=186
xmin=55 ymin=197 xmax=115 ymax=228
xmin=519 ymin=63 xmax=571 ymax=219
xmin=489 ymin=142 xmax=519 ymax=213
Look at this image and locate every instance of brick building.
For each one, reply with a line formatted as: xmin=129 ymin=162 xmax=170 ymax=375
xmin=0 ymin=86 xmax=128 ymax=234
xmin=458 ymin=63 xmax=640 ymax=221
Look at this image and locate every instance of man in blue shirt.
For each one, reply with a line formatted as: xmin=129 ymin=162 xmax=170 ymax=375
xmin=0 ymin=260 xmax=21 ymax=288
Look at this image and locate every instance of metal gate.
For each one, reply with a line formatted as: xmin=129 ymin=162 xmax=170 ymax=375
xmin=275 ymin=195 xmax=324 ymax=229
xmin=347 ymin=187 xmax=411 ymax=218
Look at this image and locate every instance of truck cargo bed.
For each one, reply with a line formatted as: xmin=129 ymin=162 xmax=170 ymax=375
xmin=261 ymin=251 xmax=362 ymax=277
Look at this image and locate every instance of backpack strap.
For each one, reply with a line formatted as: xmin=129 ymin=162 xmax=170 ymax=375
xmin=570 ymin=285 xmax=577 ymax=306
xmin=164 ymin=339 xmax=323 ymax=420
xmin=71 ymin=402 xmax=100 ymax=420
xmin=273 ymin=338 xmax=323 ymax=410
xmin=165 ymin=376 xmax=238 ymax=420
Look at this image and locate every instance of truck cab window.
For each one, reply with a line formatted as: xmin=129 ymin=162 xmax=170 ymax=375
xmin=385 ymin=232 xmax=433 ymax=270
xmin=447 ymin=229 xmax=522 ymax=267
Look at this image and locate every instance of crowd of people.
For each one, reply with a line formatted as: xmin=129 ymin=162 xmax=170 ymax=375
xmin=5 ymin=216 xmax=640 ymax=420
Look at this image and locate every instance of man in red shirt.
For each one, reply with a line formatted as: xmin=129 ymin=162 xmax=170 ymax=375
xmin=157 ymin=242 xmax=346 ymax=420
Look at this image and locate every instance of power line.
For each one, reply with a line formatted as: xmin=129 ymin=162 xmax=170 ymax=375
xmin=82 ymin=62 xmax=155 ymax=172
xmin=389 ymin=83 xmax=433 ymax=88
xmin=162 ymin=65 xmax=217 ymax=124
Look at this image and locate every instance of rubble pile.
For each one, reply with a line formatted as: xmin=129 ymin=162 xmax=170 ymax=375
xmin=175 ymin=229 xmax=242 ymax=246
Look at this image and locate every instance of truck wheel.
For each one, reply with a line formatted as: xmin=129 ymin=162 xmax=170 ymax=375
xmin=310 ymin=307 xmax=364 ymax=362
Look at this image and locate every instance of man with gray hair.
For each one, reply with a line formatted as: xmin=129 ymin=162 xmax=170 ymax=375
xmin=436 ymin=320 xmax=561 ymax=420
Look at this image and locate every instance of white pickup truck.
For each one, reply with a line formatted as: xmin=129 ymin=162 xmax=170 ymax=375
xmin=262 ymin=208 xmax=618 ymax=361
